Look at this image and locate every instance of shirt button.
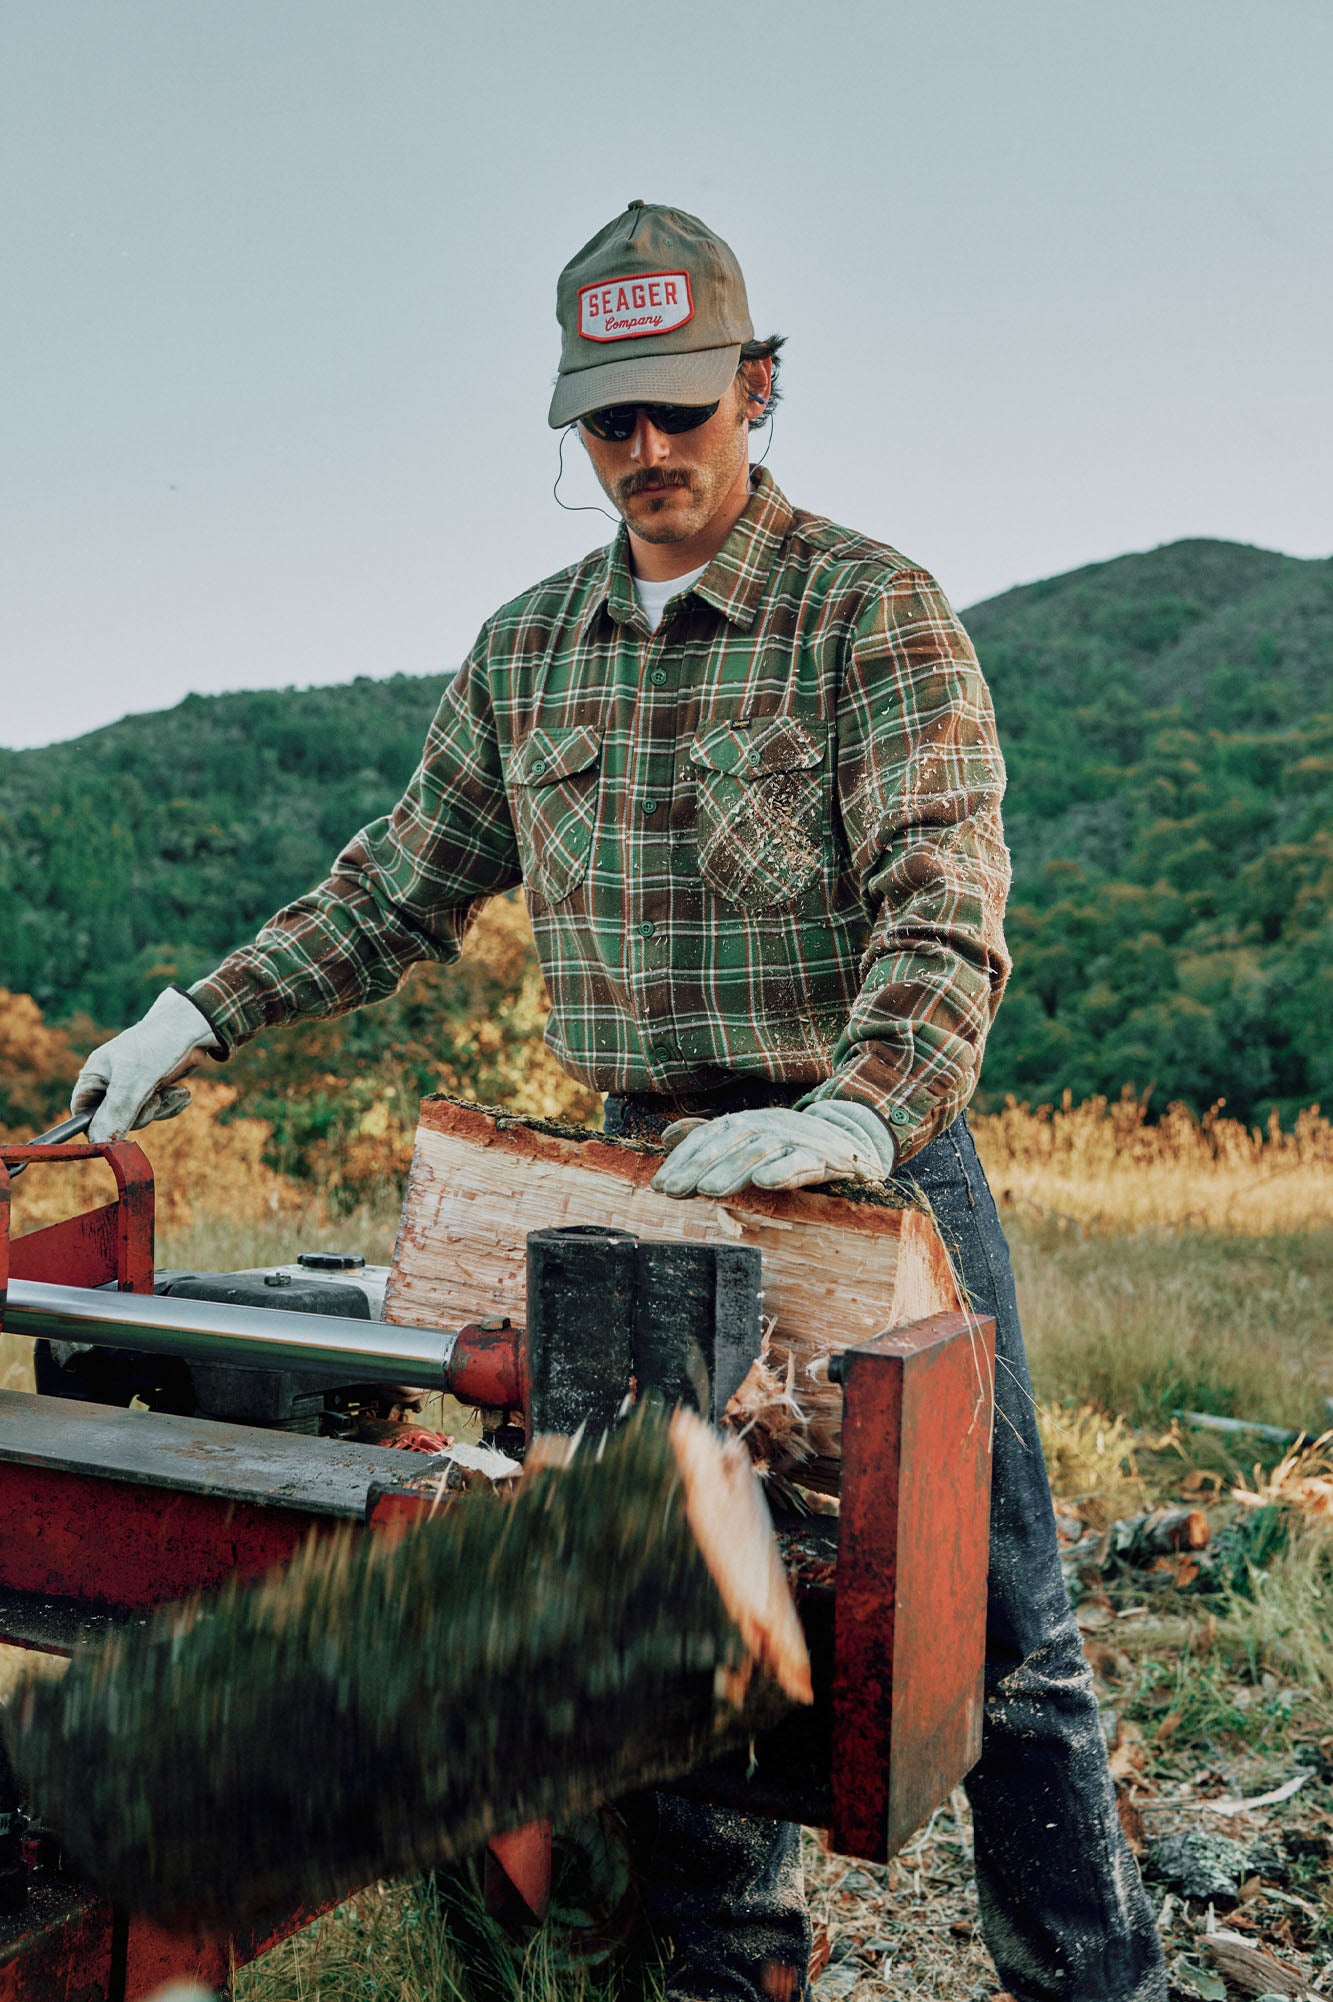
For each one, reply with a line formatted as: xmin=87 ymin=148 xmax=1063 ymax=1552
xmin=638 ymin=920 xmax=655 ymax=938
xmin=652 ymin=1042 xmax=675 ymax=1061
xmin=530 ymin=758 xmax=548 ymax=775
xmin=649 ymin=668 xmax=668 ymax=686
xmin=642 ymin=799 xmax=659 ymax=815
xmin=889 ymin=1106 xmax=912 ymax=1127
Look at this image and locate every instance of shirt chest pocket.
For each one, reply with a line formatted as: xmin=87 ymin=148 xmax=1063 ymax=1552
xmin=510 ymin=724 xmax=602 ymax=905
xmin=690 ymin=716 xmax=829 ymax=911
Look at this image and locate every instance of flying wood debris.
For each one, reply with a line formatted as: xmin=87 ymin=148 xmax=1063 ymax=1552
xmin=2 ymin=1406 xmax=808 ymax=1931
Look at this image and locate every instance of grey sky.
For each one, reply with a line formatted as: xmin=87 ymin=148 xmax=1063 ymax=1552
xmin=3 ymin=1 xmax=1329 ymax=751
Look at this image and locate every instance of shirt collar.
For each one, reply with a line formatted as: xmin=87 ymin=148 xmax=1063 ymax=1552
xmin=583 ymin=467 xmax=795 ymax=639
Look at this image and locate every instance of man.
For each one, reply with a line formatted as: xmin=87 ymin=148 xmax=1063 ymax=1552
xmin=73 ymin=202 xmax=1166 ymax=2002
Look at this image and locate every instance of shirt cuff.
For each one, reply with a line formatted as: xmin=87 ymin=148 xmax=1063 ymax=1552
xmin=183 ymin=970 xmax=268 ymax=1058
xmin=166 ymin=983 xmax=230 ymax=1060
xmin=794 ymin=1071 xmax=932 ymax=1163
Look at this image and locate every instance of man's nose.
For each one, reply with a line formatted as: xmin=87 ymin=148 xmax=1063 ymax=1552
xmin=628 ymin=414 xmax=670 ymax=464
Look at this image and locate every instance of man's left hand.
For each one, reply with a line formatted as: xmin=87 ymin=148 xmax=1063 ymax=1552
xmin=651 ymin=1101 xmax=896 ymax=1199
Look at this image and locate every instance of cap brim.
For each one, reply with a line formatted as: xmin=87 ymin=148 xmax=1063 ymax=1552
xmin=547 ymin=343 xmax=741 ymax=428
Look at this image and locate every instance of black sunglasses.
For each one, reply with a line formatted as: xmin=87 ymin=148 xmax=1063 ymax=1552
xmin=579 ymin=400 xmax=720 ymax=443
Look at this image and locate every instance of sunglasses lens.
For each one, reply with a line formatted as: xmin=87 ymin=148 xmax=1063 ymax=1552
xmin=582 ymin=406 xmax=637 ymax=441
xmin=581 ymin=401 xmax=719 ymax=441
xmin=652 ymin=401 xmax=718 ymax=434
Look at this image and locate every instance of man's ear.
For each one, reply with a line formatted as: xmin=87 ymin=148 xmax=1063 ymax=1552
xmin=739 ymin=354 xmax=774 ymax=416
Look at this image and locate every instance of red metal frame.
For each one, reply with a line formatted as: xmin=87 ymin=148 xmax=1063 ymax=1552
xmin=0 ymin=1143 xmax=997 ymax=1990
xmin=831 ymin=1310 xmax=995 ymax=1860
xmin=0 ymin=1139 xmax=552 ymax=1991
xmin=0 ymin=1142 xmax=341 ymax=1997
xmin=0 ymin=1139 xmax=155 ymax=1299
xmin=0 ymin=1887 xmax=325 ymax=2001
xmin=0 ymin=1458 xmax=328 ymax=1610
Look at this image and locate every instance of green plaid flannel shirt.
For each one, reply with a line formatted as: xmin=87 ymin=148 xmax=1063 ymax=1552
xmin=192 ymin=470 xmax=1011 ymax=1162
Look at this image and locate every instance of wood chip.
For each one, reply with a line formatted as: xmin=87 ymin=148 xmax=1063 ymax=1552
xmin=1201 ymin=1929 xmax=1314 ymax=1996
xmin=1182 ymin=1772 xmax=1311 ymax=1816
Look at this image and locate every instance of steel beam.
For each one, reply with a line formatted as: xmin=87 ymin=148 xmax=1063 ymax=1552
xmin=3 ymin=1277 xmax=465 ymax=1390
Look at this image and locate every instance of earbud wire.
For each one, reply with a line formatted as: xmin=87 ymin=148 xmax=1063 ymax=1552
xmin=553 ymin=426 xmax=620 ymax=525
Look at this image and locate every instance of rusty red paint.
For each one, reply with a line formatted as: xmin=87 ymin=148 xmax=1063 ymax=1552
xmin=0 ymin=1883 xmax=108 ymax=2002
xmin=485 ymin=1823 xmax=552 ymax=1923
xmin=830 ymin=1310 xmax=994 ymax=1862
xmin=9 ymin=1205 xmax=124 ymax=1292
xmin=100 ymin=1140 xmax=155 ymax=1294
xmin=0 ymin=1149 xmax=391 ymax=1995
xmin=365 ymin=1483 xmax=438 ymax=1539
xmin=448 ymin=1322 xmax=527 ymax=1412
xmin=0 ymin=1879 xmax=329 ymax=2000
xmin=0 ymin=1461 xmax=326 ymax=1613
xmin=0 ymin=1138 xmax=155 ymax=1307
xmin=125 ymin=1902 xmax=333 ymax=1999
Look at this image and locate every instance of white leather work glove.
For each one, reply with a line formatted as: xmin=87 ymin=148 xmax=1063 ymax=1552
xmin=71 ymin=989 xmax=221 ymax=1144
xmin=651 ymin=1100 xmax=897 ymax=1200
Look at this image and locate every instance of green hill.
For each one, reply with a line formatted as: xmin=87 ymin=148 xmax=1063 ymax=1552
xmin=0 ymin=676 xmax=451 ymax=1026
xmin=967 ymin=540 xmax=1332 ymax=1121
xmin=3 ymin=537 xmax=1330 ymax=1124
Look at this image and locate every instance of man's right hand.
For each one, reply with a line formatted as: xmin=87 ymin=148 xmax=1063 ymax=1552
xmin=71 ymin=990 xmax=221 ymax=1144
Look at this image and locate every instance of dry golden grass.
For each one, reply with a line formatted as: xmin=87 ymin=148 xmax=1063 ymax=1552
xmin=5 ymin=1080 xmax=301 ymax=1240
xmin=1232 ymin=1429 xmax=1333 ymax=1519
xmin=1012 ymin=1218 xmax=1333 ymax=1432
xmin=1034 ymin=1401 xmax=1155 ymax=1527
xmin=972 ymin=1089 xmax=1333 ymax=1234
xmin=1216 ymin=1435 xmax=1333 ymax=1693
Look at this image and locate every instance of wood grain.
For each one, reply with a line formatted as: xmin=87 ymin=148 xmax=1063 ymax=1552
xmin=386 ymin=1100 xmax=963 ymax=1485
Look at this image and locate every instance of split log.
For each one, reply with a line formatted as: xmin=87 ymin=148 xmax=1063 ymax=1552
xmin=2 ymin=1406 xmax=808 ymax=1932
xmin=385 ymin=1098 xmax=964 ymax=1489
xmin=1105 ymin=1506 xmax=1211 ymax=1564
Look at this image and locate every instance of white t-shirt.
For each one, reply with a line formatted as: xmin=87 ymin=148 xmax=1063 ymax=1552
xmin=634 ymin=562 xmax=708 ymax=633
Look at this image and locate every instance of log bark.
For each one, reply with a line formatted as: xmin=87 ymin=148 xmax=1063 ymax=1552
xmin=386 ymin=1098 xmax=963 ymax=1488
xmin=3 ymin=1407 xmax=808 ymax=1932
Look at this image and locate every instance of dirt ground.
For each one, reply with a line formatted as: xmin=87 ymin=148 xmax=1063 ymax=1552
xmin=803 ymin=1805 xmax=995 ymax=2000
xmin=804 ymin=1752 xmax=1333 ymax=2001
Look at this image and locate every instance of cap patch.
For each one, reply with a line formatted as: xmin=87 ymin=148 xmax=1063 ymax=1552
xmin=578 ymin=271 xmax=694 ymax=343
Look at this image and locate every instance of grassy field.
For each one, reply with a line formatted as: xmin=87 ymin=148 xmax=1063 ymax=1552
xmin=1014 ymin=1219 xmax=1333 ymax=1434
xmin=3 ymin=1096 xmax=1332 ymax=2000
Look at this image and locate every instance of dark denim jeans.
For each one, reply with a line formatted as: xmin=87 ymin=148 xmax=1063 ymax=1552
xmin=605 ymin=1095 xmax=1167 ymax=2002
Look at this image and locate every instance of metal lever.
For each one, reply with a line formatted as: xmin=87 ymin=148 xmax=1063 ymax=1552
xmin=4 ymin=1111 xmax=93 ymax=1181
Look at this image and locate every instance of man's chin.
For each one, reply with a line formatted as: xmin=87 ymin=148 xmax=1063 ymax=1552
xmin=621 ymin=489 xmax=701 ymax=541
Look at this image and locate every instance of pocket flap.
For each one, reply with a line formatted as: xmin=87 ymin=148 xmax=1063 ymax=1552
xmin=691 ymin=716 xmax=825 ymax=780
xmin=512 ymin=724 xmax=602 ymax=786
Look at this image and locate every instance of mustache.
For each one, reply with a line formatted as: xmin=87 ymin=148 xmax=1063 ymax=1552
xmin=616 ymin=469 xmax=695 ymax=501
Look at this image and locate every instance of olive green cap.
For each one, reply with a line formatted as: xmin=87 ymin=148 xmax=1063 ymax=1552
xmin=548 ymin=200 xmax=754 ymax=429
